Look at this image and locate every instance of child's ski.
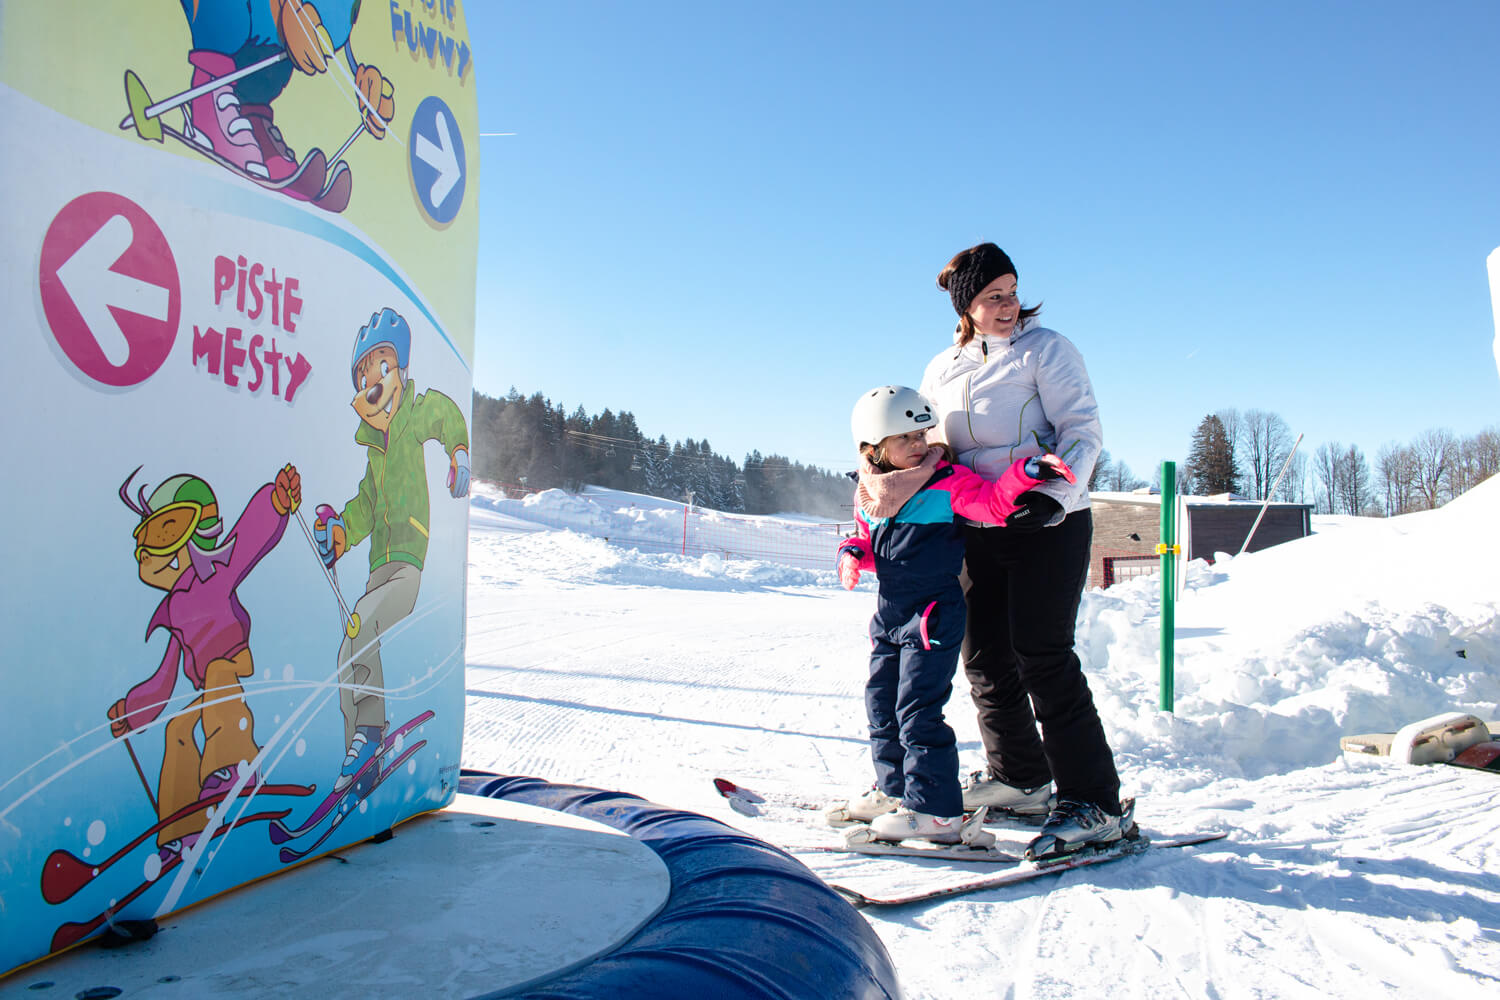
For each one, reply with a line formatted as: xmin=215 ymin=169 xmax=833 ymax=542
xmin=712 ymin=777 xmax=824 ymax=816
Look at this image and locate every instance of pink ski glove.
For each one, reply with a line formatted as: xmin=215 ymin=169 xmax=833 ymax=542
xmin=838 ymin=552 xmax=862 ymax=590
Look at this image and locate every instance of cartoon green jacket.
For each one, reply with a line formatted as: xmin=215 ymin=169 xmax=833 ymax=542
xmin=340 ymin=381 xmax=468 ymax=571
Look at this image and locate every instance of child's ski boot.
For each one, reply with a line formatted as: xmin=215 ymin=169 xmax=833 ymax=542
xmin=824 ymin=787 xmax=901 ymax=827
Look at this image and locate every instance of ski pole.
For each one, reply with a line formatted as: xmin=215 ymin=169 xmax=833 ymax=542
xmin=122 ymin=735 xmax=158 ymax=814
xmin=294 ymin=506 xmax=361 ymax=638
xmin=120 ymin=51 xmax=289 ymax=134
xmin=327 ymin=121 xmax=367 ymax=170
xmin=1237 ymin=433 xmax=1305 ymax=558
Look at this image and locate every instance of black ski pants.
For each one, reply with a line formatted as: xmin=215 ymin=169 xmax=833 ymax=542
xmin=959 ymin=509 xmax=1122 ymax=814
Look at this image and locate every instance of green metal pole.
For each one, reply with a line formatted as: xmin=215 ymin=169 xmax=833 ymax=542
xmin=1159 ymin=461 xmax=1177 ymax=713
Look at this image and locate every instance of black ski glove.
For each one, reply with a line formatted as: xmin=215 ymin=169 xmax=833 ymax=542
xmin=1004 ymin=491 xmax=1062 ymax=533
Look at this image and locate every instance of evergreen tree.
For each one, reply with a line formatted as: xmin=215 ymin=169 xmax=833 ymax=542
xmin=742 ymin=451 xmax=765 ymax=513
xmin=469 ymin=389 xmax=852 ymax=516
xmin=644 ymin=435 xmax=672 ymax=494
xmin=1186 ymin=414 xmax=1238 ymax=494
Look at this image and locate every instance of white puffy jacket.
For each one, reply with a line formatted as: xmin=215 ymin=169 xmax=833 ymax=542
xmin=919 ymin=317 xmax=1102 ymax=525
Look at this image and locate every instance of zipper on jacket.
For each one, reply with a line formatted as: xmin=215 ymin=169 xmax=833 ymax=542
xmin=963 ymin=339 xmax=990 ymax=447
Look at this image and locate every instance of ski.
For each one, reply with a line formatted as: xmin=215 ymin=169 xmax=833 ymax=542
xmin=269 ymin=710 xmax=435 ymax=845
xmin=789 ymin=840 xmax=1021 ymax=863
xmin=48 ymin=809 xmax=292 ymax=951
xmin=148 ymin=118 xmax=331 ymax=202
xmin=714 ymin=776 xmax=1048 ymax=827
xmin=712 ymin=777 xmax=823 ymax=816
xmin=276 ymin=739 xmax=427 ymax=863
xmin=819 ymin=832 xmax=1229 ymax=908
xmin=40 ymin=783 xmax=314 ymax=904
xmin=315 ymin=159 xmax=353 ymax=212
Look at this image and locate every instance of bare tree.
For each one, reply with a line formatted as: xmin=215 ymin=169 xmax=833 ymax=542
xmin=1376 ymin=443 xmax=1419 ymax=516
xmin=1090 ymin=448 xmax=1113 ymax=491
xmin=1469 ymin=427 xmax=1500 ymax=481
xmin=1242 ymin=410 xmax=1295 ymax=500
xmin=1334 ymin=445 xmax=1372 ymax=515
xmin=1410 ymin=428 xmax=1458 ymax=509
xmin=1107 ymin=460 xmax=1147 ymax=491
xmin=1215 ymin=408 xmax=1244 ymax=486
xmin=1312 ymin=442 xmax=1340 ymax=514
xmin=1448 ymin=426 xmax=1500 ymax=499
xmin=1274 ymin=451 xmax=1310 ymax=504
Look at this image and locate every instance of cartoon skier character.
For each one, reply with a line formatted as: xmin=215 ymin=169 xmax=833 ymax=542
xmin=110 ymin=464 xmax=301 ymax=860
xmin=314 ymin=308 xmax=469 ymax=792
xmin=173 ymin=0 xmax=393 ymax=202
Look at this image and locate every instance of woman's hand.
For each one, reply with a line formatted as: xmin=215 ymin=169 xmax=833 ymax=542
xmin=1004 ymin=491 xmax=1062 ymax=532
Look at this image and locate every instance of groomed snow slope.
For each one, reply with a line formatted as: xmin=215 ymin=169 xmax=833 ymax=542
xmin=463 ymin=477 xmax=1500 ymax=999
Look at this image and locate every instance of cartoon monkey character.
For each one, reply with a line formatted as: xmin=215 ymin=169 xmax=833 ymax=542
xmin=111 ymin=464 xmax=300 ymax=859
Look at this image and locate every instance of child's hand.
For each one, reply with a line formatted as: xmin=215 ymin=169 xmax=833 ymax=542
xmin=1023 ymin=454 xmax=1076 ymax=484
xmin=838 ymin=552 xmax=862 ymax=590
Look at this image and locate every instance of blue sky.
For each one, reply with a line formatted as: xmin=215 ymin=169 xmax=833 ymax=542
xmin=468 ymin=1 xmax=1500 ymax=484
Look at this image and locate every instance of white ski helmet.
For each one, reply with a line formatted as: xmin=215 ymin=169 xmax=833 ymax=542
xmin=851 ymin=385 xmax=936 ymax=451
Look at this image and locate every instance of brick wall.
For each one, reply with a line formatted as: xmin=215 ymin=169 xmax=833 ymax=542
xmin=1088 ymin=498 xmax=1161 ymax=590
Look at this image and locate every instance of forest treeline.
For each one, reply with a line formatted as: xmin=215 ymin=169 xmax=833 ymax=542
xmin=473 ymin=390 xmax=1498 ymax=519
xmin=471 ymin=389 xmax=854 ymax=518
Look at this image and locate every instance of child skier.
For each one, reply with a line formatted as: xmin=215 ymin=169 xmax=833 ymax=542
xmin=834 ymin=386 xmax=1075 ymax=843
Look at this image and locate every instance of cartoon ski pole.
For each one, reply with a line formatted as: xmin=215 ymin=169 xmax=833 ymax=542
xmin=119 ymin=52 xmax=291 ymax=141
xmin=327 ymin=121 xmax=367 ymax=172
xmin=122 ymin=735 xmax=158 ymax=813
xmin=294 ymin=506 xmax=361 ymax=638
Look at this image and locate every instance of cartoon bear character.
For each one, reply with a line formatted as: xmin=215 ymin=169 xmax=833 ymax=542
xmin=314 ymin=307 xmax=468 ymax=793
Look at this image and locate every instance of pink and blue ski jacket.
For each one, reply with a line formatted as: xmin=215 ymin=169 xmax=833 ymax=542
xmin=838 ymin=451 xmax=1042 ymax=596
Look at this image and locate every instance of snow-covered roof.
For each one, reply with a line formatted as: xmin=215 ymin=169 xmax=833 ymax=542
xmin=1090 ymin=490 xmax=1312 ymax=507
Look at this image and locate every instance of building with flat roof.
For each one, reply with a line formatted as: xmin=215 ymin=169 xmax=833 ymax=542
xmin=1088 ymin=490 xmax=1313 ymax=590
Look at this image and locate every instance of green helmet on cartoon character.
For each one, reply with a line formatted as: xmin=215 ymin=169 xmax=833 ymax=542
xmin=350 ymin=307 xmax=411 ymax=388
xmin=134 ymin=474 xmax=222 ymax=557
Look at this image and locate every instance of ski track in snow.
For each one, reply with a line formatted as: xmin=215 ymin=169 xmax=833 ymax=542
xmin=460 ymin=483 xmax=1500 ymax=1000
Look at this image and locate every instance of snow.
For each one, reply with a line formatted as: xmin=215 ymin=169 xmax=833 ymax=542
xmin=461 ymin=477 xmax=1500 ymax=999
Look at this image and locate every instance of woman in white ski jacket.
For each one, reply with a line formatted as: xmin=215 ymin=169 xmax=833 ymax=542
xmin=919 ymin=242 xmax=1129 ymax=860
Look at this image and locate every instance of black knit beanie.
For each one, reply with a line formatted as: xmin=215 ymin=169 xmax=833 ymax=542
xmin=946 ymin=243 xmax=1017 ymax=317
